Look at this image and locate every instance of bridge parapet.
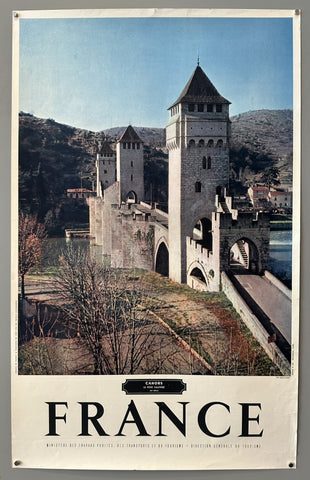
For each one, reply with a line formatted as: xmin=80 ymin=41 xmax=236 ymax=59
xmin=221 ymin=272 xmax=291 ymax=375
xmin=212 ymin=209 xmax=270 ymax=229
xmin=187 ymin=237 xmax=211 ymax=258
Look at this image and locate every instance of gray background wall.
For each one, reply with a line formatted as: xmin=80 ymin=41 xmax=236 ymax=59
xmin=1 ymin=1 xmax=309 ymax=479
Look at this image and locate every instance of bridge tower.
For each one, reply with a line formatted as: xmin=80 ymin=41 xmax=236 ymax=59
xmin=96 ymin=141 xmax=116 ymax=197
xmin=166 ymin=64 xmax=231 ymax=283
xmin=116 ymin=125 xmax=144 ymax=204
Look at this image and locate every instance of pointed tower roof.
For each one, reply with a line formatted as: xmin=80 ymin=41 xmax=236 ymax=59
xmin=169 ymin=65 xmax=230 ymax=109
xmin=99 ymin=141 xmax=114 ymax=155
xmin=118 ymin=125 xmax=143 ymax=143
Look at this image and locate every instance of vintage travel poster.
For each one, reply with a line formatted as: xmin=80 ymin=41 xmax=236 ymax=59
xmin=11 ymin=9 xmax=300 ymax=470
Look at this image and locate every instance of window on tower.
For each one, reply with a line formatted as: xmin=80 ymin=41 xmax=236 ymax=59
xmin=188 ymin=139 xmax=195 ymax=148
xmin=198 ymin=104 xmax=204 ymax=112
xmin=132 ymin=143 xmax=135 ymax=149
xmin=198 ymin=139 xmax=205 ymax=147
xmin=207 ymin=104 xmax=213 ymax=112
xmin=123 ymin=143 xmax=126 ymax=149
xmin=207 ymin=157 xmax=212 ymax=169
xmin=188 ymin=103 xmax=195 ymax=112
xmin=202 ymin=157 xmax=207 ymax=169
xmin=216 ymin=104 xmax=222 ymax=113
xmin=195 ymin=181 xmax=202 ymax=193
xmin=137 ymin=143 xmax=140 ymax=149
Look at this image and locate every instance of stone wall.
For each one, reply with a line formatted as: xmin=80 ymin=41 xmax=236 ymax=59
xmin=186 ymin=237 xmax=220 ymax=291
xmin=168 ymin=144 xmax=183 ymax=282
xmin=221 ymin=272 xmax=291 ymax=375
xmin=213 ymin=211 xmax=270 ymax=273
xmin=154 ymin=222 xmax=169 ymax=257
xmin=96 ymin=153 xmax=116 ymax=195
xmin=167 ymin=106 xmax=230 ymax=283
xmin=116 ymin=142 xmax=144 ymax=203
xmin=110 ymin=211 xmax=154 ymax=271
xmin=264 ymin=270 xmax=292 ymax=300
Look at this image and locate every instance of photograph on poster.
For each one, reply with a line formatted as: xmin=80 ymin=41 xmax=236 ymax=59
xmin=11 ymin=9 xmax=300 ymax=471
xmin=16 ymin=14 xmax=294 ymax=377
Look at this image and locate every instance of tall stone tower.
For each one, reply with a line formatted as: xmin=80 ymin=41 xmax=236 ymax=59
xmin=116 ymin=125 xmax=144 ymax=203
xmin=166 ymin=64 xmax=231 ymax=283
xmin=96 ymin=141 xmax=116 ymax=197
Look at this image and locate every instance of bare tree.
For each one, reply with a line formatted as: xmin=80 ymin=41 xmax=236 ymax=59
xmin=18 ymin=213 xmax=46 ymax=298
xmin=56 ymin=247 xmax=167 ymax=374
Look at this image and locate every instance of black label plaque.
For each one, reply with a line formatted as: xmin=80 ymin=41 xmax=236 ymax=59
xmin=122 ymin=379 xmax=186 ymax=395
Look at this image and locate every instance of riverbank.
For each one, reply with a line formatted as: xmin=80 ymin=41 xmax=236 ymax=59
xmin=20 ymin=269 xmax=281 ymax=376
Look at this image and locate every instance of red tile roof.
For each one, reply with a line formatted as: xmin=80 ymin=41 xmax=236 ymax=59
xmin=251 ymin=186 xmax=269 ymax=191
xmin=269 ymin=191 xmax=292 ymax=196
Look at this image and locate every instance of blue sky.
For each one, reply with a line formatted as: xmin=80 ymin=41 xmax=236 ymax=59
xmin=19 ymin=17 xmax=293 ymax=131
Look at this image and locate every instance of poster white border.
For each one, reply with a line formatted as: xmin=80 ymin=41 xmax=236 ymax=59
xmin=10 ymin=7 xmax=301 ymax=471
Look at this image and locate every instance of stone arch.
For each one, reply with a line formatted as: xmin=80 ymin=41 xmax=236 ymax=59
xmin=126 ymin=190 xmax=137 ymax=204
xmin=188 ymin=139 xmax=195 ymax=148
xmin=228 ymin=236 xmax=260 ymax=273
xmin=155 ymin=240 xmax=169 ymax=277
xmin=207 ymin=139 xmax=214 ymax=147
xmin=216 ymin=139 xmax=223 ymax=148
xmin=192 ymin=217 xmax=213 ymax=251
xmin=198 ymin=139 xmax=205 ymax=147
xmin=191 ymin=268 xmax=207 ymax=283
xmin=187 ymin=261 xmax=209 ymax=288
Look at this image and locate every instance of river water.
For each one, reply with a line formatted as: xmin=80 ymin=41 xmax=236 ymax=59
xmin=43 ymin=230 xmax=293 ymax=283
xmin=268 ymin=230 xmax=292 ymax=282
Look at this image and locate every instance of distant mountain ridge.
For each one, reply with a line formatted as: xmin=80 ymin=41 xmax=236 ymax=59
xmin=18 ymin=109 xmax=293 ymax=231
xmin=230 ymin=109 xmax=293 ymax=159
xmin=230 ymin=109 xmax=293 ymax=188
xmin=19 ymin=108 xmax=292 ymax=158
xmin=103 ymin=126 xmax=165 ymax=146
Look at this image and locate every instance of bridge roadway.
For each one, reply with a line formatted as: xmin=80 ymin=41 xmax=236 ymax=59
xmin=231 ymin=272 xmax=291 ymax=345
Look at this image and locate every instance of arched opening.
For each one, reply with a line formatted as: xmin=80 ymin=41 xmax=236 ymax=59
xmin=198 ymin=139 xmax=205 ymax=147
xmin=202 ymin=157 xmax=207 ymax=169
xmin=195 ymin=181 xmax=201 ymax=193
xmin=229 ymin=238 xmax=259 ymax=274
xmin=188 ymin=139 xmax=195 ymax=148
xmin=207 ymin=157 xmax=211 ymax=169
xmin=193 ymin=218 xmax=213 ymax=251
xmin=207 ymin=139 xmax=214 ymax=147
xmin=216 ymin=139 xmax=223 ymax=148
xmin=190 ymin=267 xmax=207 ymax=284
xmin=126 ymin=191 xmax=137 ymax=204
xmin=155 ymin=243 xmax=169 ymax=277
